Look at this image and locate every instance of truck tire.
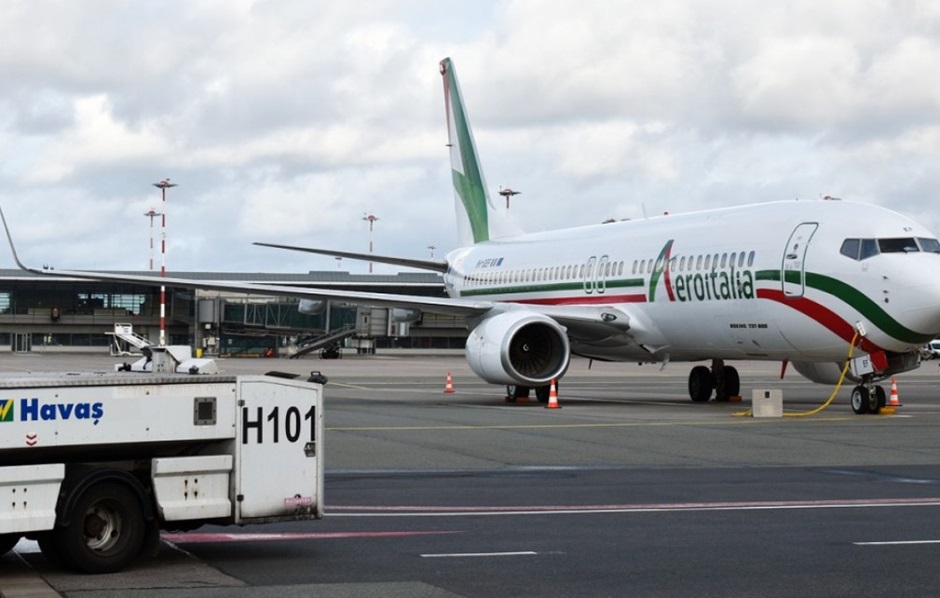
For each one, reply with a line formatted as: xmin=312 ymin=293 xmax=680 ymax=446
xmin=38 ymin=532 xmax=67 ymax=568
xmin=0 ymin=533 xmax=20 ymax=556
xmin=54 ymin=481 xmax=145 ymax=574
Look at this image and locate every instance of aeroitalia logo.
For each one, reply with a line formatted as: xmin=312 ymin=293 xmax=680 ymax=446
xmin=0 ymin=399 xmax=13 ymax=422
xmin=649 ymin=239 xmax=755 ymax=303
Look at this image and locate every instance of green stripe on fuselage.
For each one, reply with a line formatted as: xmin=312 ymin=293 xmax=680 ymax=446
xmin=755 ymin=269 xmax=932 ymax=344
xmin=460 ymin=277 xmax=644 ymax=298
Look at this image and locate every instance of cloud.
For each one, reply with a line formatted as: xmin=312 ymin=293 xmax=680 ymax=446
xmin=0 ymin=0 xmax=939 ymax=273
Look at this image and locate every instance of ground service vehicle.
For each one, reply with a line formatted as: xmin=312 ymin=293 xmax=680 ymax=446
xmin=0 ymin=371 xmax=324 ymax=573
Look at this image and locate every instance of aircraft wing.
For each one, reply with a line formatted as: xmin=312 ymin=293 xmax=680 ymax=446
xmin=254 ymin=242 xmax=449 ymax=273
xmin=17 ymin=265 xmax=494 ymax=318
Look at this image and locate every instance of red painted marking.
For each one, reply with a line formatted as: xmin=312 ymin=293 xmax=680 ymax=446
xmin=757 ymin=289 xmax=884 ymax=353
xmin=329 ymin=496 xmax=940 ymax=514
xmin=25 ymin=434 xmax=37 ymax=447
xmin=514 ymin=293 xmax=647 ymax=306
xmin=162 ymin=530 xmax=457 ymax=544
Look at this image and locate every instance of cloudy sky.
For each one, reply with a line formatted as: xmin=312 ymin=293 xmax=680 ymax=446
xmin=1 ymin=0 xmax=938 ymax=274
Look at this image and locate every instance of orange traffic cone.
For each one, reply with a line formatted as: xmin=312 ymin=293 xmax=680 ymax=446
xmin=888 ymin=378 xmax=901 ymax=406
xmin=444 ymin=372 xmax=455 ymax=394
xmin=544 ymin=379 xmax=561 ymax=409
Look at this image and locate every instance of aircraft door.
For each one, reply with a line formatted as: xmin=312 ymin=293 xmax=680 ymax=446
xmin=781 ymin=223 xmax=818 ymax=297
xmin=596 ymin=255 xmax=609 ymax=294
xmin=582 ymin=256 xmax=597 ymax=294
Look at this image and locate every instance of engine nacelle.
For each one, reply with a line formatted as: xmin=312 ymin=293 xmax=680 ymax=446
xmin=391 ymin=308 xmax=422 ymax=323
xmin=465 ymin=311 xmax=570 ymax=385
xmin=792 ymin=361 xmax=860 ymax=385
xmin=297 ymin=299 xmax=327 ymax=315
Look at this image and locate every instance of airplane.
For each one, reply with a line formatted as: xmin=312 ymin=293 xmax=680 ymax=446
xmin=4 ymin=57 xmax=940 ymax=414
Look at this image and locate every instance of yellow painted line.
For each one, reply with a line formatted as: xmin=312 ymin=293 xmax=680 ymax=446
xmin=327 ymin=416 xmax=862 ymax=432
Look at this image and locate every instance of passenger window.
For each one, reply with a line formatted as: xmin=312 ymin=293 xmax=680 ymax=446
xmin=696 ymin=255 xmax=703 ymax=270
xmin=738 ymin=252 xmax=745 ymax=268
xmin=704 ymin=255 xmax=711 ymax=269
xmin=720 ymin=253 xmax=727 ymax=268
xmin=747 ymin=251 xmax=755 ymax=267
xmin=840 ymin=239 xmax=860 ymax=260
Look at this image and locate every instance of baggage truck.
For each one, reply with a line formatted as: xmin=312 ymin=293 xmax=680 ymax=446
xmin=0 ymin=371 xmax=324 ymax=573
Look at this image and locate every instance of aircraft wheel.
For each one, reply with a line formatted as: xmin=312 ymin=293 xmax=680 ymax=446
xmin=873 ymin=385 xmax=886 ymax=414
xmin=0 ymin=533 xmax=20 ymax=557
xmin=507 ymin=385 xmax=530 ymax=402
xmin=724 ymin=366 xmax=740 ymax=397
xmin=689 ymin=366 xmax=714 ymax=402
xmin=851 ymin=386 xmax=870 ymax=415
xmin=54 ymin=481 xmax=145 ymax=574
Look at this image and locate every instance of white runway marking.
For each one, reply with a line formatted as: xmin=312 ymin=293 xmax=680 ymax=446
xmin=421 ymin=551 xmax=538 ymax=558
xmin=854 ymin=540 xmax=940 ymax=546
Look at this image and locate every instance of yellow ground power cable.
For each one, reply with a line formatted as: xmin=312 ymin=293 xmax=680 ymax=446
xmin=733 ymin=331 xmax=860 ymax=418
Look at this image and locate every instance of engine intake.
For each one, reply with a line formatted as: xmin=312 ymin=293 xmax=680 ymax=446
xmin=465 ymin=311 xmax=570 ymax=385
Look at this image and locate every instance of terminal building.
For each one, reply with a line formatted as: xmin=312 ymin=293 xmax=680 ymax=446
xmin=0 ymin=269 xmax=467 ymax=356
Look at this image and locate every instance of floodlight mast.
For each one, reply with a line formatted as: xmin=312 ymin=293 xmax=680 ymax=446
xmin=362 ymin=213 xmax=379 ymax=273
xmin=152 ymin=179 xmax=177 ymax=346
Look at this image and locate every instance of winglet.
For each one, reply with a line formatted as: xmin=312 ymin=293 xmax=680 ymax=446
xmin=0 ymin=203 xmax=39 ymax=273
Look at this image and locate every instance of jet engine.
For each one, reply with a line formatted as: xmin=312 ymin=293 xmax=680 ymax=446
xmin=298 ymin=299 xmax=327 ymax=315
xmin=465 ymin=311 xmax=570 ymax=385
xmin=391 ymin=308 xmax=422 ymax=323
xmin=792 ymin=361 xmax=860 ymax=385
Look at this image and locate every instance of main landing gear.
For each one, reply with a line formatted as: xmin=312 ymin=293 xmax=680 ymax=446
xmin=688 ymin=359 xmax=740 ymax=402
xmin=506 ymin=382 xmax=556 ymax=403
xmin=850 ymin=381 xmax=886 ymax=415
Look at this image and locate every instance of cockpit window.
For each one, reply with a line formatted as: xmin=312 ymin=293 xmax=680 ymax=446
xmin=878 ymin=237 xmax=920 ymax=253
xmin=917 ymin=237 xmax=940 ymax=253
xmin=841 ymin=236 xmax=940 ymax=261
xmin=839 ymin=239 xmax=860 ymax=260
xmin=860 ymin=239 xmax=879 ymax=260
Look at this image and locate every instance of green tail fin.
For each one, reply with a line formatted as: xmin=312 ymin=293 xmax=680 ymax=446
xmin=440 ymin=58 xmax=520 ymax=245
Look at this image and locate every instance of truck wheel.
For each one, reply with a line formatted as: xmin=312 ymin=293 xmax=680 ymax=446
xmin=37 ymin=532 xmax=67 ymax=568
xmin=0 ymin=533 xmax=20 ymax=556
xmin=54 ymin=481 xmax=145 ymax=574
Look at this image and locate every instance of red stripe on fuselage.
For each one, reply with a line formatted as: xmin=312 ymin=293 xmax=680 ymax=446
xmin=757 ymin=289 xmax=883 ymax=353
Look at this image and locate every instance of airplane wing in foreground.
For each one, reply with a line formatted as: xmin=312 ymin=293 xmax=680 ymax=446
xmin=253 ymin=242 xmax=449 ymax=273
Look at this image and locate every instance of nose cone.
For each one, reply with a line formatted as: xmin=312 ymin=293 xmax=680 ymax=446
xmin=891 ymin=269 xmax=940 ymax=343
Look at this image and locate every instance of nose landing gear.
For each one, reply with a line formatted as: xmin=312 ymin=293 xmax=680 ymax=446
xmin=850 ymin=381 xmax=886 ymax=415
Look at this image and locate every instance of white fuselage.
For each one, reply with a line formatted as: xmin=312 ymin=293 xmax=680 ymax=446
xmin=442 ymin=200 xmax=940 ymax=363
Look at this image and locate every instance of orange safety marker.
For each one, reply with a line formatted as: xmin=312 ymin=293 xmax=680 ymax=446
xmin=544 ymin=379 xmax=561 ymax=409
xmin=887 ymin=378 xmax=901 ymax=406
xmin=443 ymin=372 xmax=455 ymax=394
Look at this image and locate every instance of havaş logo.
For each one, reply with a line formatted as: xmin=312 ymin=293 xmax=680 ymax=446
xmin=0 ymin=398 xmax=104 ymax=426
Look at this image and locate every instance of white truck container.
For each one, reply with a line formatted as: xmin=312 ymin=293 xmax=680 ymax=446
xmin=0 ymin=371 xmax=324 ymax=574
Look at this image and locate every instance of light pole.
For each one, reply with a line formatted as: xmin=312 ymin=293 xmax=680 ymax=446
xmin=144 ymin=208 xmax=162 ymax=271
xmin=427 ymin=244 xmax=436 ymax=258
xmin=499 ymin=187 xmax=520 ymax=213
xmin=362 ymin=213 xmax=379 ymax=273
xmin=152 ymin=179 xmax=177 ymax=346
